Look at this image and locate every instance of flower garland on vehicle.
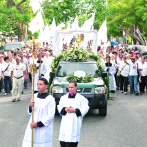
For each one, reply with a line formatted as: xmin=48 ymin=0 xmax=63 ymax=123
xmin=66 ymin=73 xmax=94 ymax=83
xmin=48 ymin=47 xmax=110 ymax=98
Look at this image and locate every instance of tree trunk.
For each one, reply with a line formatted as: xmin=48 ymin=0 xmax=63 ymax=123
xmin=7 ymin=0 xmax=27 ymax=42
xmin=18 ymin=23 xmax=27 ymax=41
xmin=116 ymin=25 xmax=147 ymax=45
xmin=7 ymin=0 xmax=15 ymax=8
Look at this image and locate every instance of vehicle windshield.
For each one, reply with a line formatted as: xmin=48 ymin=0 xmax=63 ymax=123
xmin=56 ymin=62 xmax=99 ymax=77
xmin=4 ymin=44 xmax=22 ymax=50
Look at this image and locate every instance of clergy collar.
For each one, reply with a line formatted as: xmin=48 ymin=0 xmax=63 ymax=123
xmin=37 ymin=60 xmax=43 ymax=63
xmin=68 ymin=92 xmax=77 ymax=98
xmin=37 ymin=92 xmax=49 ymax=99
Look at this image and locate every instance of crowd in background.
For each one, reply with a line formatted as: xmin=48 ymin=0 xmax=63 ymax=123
xmin=0 ymin=41 xmax=147 ymax=99
xmin=0 ymin=44 xmax=54 ymax=101
xmin=99 ymin=45 xmax=147 ymax=95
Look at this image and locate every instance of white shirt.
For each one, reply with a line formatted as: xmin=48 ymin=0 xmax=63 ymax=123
xmin=120 ymin=62 xmax=129 ymax=77
xmin=11 ymin=58 xmax=16 ymax=64
xmin=23 ymin=58 xmax=29 ymax=70
xmin=117 ymin=59 xmax=123 ymax=71
xmin=2 ymin=62 xmax=12 ymax=77
xmin=138 ymin=62 xmax=147 ymax=76
xmin=0 ymin=63 xmax=2 ymax=77
xmin=11 ymin=63 xmax=26 ymax=78
xmin=129 ymin=62 xmax=138 ymax=76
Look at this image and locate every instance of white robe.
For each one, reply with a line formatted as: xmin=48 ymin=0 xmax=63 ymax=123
xmin=57 ymin=93 xmax=89 ymax=142
xmin=44 ymin=57 xmax=53 ymax=81
xmin=22 ymin=94 xmax=55 ymax=147
xmin=104 ymin=64 xmax=116 ymax=91
xmin=34 ymin=61 xmax=47 ymax=91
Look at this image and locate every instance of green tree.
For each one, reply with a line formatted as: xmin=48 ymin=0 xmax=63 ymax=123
xmin=0 ymin=0 xmax=31 ymax=41
xmin=106 ymin=0 xmax=147 ymax=45
xmin=42 ymin=0 xmax=107 ymax=29
xmin=28 ymin=30 xmax=39 ymax=40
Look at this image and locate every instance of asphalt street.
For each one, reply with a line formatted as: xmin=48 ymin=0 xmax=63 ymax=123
xmin=0 ymin=84 xmax=147 ymax=147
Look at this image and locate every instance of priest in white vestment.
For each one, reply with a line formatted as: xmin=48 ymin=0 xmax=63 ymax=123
xmin=104 ymin=56 xmax=116 ymax=93
xmin=22 ymin=78 xmax=55 ymax=147
xmin=73 ymin=34 xmax=88 ymax=50
xmin=57 ymin=81 xmax=89 ymax=147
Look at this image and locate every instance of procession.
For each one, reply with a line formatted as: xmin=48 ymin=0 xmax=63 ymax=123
xmin=1 ymin=0 xmax=147 ymax=147
xmin=1 ymin=38 xmax=147 ymax=98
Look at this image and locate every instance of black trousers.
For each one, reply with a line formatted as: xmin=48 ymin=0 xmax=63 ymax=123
xmin=0 ymin=78 xmax=3 ymax=92
xmin=60 ymin=141 xmax=78 ymax=147
xmin=29 ymin=73 xmax=32 ymax=82
xmin=4 ymin=76 xmax=12 ymax=93
xmin=120 ymin=75 xmax=128 ymax=92
xmin=139 ymin=76 xmax=146 ymax=93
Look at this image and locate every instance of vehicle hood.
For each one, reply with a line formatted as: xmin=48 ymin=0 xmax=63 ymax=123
xmin=53 ymin=77 xmax=105 ymax=88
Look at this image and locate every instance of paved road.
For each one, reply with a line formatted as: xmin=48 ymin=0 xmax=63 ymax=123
xmin=0 ymin=84 xmax=147 ymax=147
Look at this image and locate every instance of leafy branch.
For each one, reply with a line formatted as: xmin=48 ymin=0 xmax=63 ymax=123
xmin=66 ymin=73 xmax=94 ymax=83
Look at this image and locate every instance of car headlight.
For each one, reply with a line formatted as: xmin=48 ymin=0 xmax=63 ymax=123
xmin=95 ymin=87 xmax=105 ymax=94
xmin=52 ymin=86 xmax=63 ymax=93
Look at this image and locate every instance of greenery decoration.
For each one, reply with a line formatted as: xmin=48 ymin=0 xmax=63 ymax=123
xmin=62 ymin=47 xmax=89 ymax=62
xmin=66 ymin=73 xmax=94 ymax=83
xmin=48 ymin=47 xmax=110 ymax=99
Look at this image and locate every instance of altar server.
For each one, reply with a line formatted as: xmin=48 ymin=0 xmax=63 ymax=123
xmin=22 ymin=78 xmax=55 ymax=147
xmin=58 ymin=81 xmax=89 ymax=147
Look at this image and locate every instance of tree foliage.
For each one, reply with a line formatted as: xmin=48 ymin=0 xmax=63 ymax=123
xmin=28 ymin=30 xmax=39 ymax=40
xmin=106 ymin=0 xmax=147 ymax=44
xmin=0 ymin=0 xmax=31 ymax=37
xmin=42 ymin=0 xmax=106 ymax=28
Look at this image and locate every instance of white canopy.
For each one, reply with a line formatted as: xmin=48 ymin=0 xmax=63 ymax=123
xmin=53 ymin=30 xmax=98 ymax=55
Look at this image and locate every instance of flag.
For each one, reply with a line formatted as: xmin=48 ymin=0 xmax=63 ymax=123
xmin=97 ymin=20 xmax=107 ymax=45
xmin=71 ymin=16 xmax=80 ymax=31
xmin=49 ymin=18 xmax=56 ymax=37
xmin=29 ymin=0 xmax=40 ymax=13
xmin=56 ymin=23 xmax=65 ymax=30
xmin=29 ymin=12 xmax=44 ymax=34
xmin=38 ymin=28 xmax=44 ymax=42
xmin=43 ymin=25 xmax=51 ymax=41
xmin=81 ymin=13 xmax=95 ymax=30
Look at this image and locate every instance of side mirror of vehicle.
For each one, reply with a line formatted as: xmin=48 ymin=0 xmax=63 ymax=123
xmin=102 ymin=72 xmax=107 ymax=78
xmin=50 ymin=72 xmax=55 ymax=77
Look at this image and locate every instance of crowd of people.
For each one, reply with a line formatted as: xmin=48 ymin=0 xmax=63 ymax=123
xmin=0 ymin=45 xmax=54 ymax=101
xmin=0 ymin=39 xmax=147 ymax=147
xmin=99 ymin=45 xmax=147 ymax=95
xmin=0 ymin=41 xmax=147 ymax=100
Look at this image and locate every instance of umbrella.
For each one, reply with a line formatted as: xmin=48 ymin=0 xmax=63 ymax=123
xmin=110 ymin=41 xmax=119 ymax=46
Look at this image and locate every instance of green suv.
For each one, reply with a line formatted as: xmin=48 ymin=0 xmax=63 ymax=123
xmin=50 ymin=61 xmax=108 ymax=116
